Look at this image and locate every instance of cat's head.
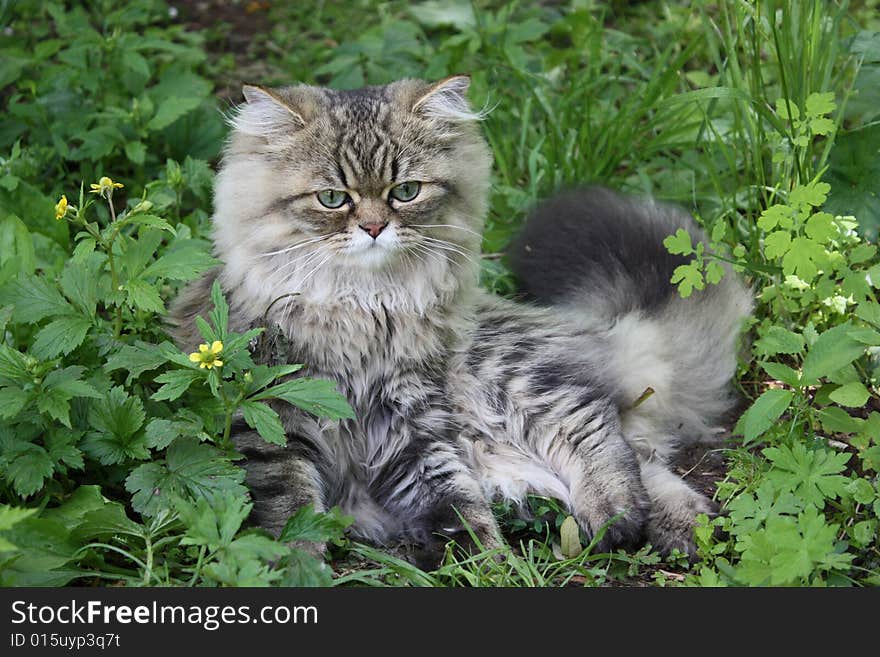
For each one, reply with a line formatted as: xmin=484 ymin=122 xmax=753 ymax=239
xmin=213 ymin=76 xmax=492 ymax=316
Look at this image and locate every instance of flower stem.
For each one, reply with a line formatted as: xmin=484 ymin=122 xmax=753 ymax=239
xmin=105 ymin=194 xmax=123 ymax=337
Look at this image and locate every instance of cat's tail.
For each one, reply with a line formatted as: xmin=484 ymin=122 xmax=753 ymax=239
xmin=509 ymin=186 xmax=753 ymax=460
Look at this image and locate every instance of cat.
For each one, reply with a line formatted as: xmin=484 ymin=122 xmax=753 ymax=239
xmin=169 ymin=75 xmax=752 ymax=567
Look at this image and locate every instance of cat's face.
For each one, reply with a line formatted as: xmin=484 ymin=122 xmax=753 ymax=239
xmin=213 ymin=77 xmax=492 ymax=314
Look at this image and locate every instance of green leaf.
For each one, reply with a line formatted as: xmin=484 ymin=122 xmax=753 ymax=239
xmin=0 ymin=387 xmax=29 ymax=419
xmin=125 ymin=437 xmax=247 ymax=516
xmin=124 ymin=140 xmax=147 ymax=165
xmin=810 ymin=116 xmax=835 ymax=136
xmin=144 ymin=418 xmax=183 ymax=450
xmin=151 ymin=368 xmax=203 ymax=401
xmin=802 ymin=322 xmax=866 ymax=382
xmin=209 ymin=280 xmax=229 ymax=338
xmin=670 ymin=262 xmax=705 ymax=298
xmin=279 ymin=505 xmax=352 ymax=544
xmin=0 ymin=214 xmax=36 ymax=284
xmin=705 ymin=260 xmax=725 ymax=285
xmin=764 ymin=442 xmax=851 ymax=507
xmin=775 ymin=97 xmax=801 ymax=121
xmin=280 ymin=548 xmax=334 ymax=587
xmin=176 ymin=493 xmax=251 ymax=550
xmin=816 ymin=406 xmax=863 ymax=434
xmin=757 ymin=204 xmax=793 ymax=231
xmin=122 ymin=213 xmax=176 ymax=235
xmin=0 ymin=344 xmax=29 ymax=386
xmin=45 ymin=431 xmax=84 ymax=471
xmin=763 ymin=231 xmax=791 ymax=259
xmin=146 ymin=96 xmax=203 ymax=130
xmin=43 ymin=366 xmax=101 ymax=400
xmin=0 ymin=505 xmax=38 ymax=552
xmin=5 ymin=443 xmax=54 ymax=497
xmin=559 ymin=515 xmax=583 ymax=557
xmin=31 ymin=316 xmax=91 ymax=359
xmin=663 ymin=228 xmax=694 ymax=255
xmin=760 ymin=362 xmax=801 ymax=387
xmin=847 ymin=326 xmax=880 ymax=346
xmin=0 ymin=515 xmax=81 ymax=584
xmin=141 ymin=247 xmax=217 ymax=281
xmin=804 ymin=212 xmax=836 ymax=244
xmin=72 ymin=504 xmax=144 ymax=542
xmin=781 ymin=237 xmax=827 ymax=282
xmin=253 ymin=378 xmax=355 ymax=420
xmin=754 ymin=326 xmax=805 ymax=356
xmin=736 ymin=508 xmax=852 ymax=586
xmin=125 ymin=278 xmax=165 ymax=313
xmin=851 ymin=243 xmax=878 ymax=265
xmin=737 ymin=389 xmax=794 ymax=442
xmin=0 ymin=274 xmax=73 ymax=323
xmin=61 ymin=259 xmax=99 ymax=316
xmin=828 ymin=381 xmax=871 ymax=408
xmin=805 ymin=92 xmax=836 ymax=118
xmin=240 ymin=400 xmax=287 ymax=446
xmin=855 ymin=301 xmax=880 ymax=326
xmin=105 ymin=341 xmax=171 ymax=383
xmin=83 ymin=386 xmax=147 ymax=464
xmin=789 ymin=181 xmax=831 ymax=210
xmin=848 ymin=478 xmax=877 ymax=505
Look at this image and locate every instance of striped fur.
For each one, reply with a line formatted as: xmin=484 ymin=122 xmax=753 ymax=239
xmin=169 ymin=78 xmax=751 ymax=564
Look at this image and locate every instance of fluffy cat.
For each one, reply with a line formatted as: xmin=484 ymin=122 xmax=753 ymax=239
xmin=169 ymin=76 xmax=752 ymax=566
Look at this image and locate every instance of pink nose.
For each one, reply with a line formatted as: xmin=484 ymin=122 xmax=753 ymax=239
xmin=359 ymin=222 xmax=387 ymax=239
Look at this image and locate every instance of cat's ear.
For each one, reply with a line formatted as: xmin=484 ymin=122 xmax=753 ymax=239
xmin=411 ymin=75 xmax=482 ymax=122
xmin=233 ymin=84 xmax=310 ymax=137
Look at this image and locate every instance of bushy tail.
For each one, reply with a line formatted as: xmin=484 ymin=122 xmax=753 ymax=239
xmin=509 ymin=186 xmax=752 ymax=458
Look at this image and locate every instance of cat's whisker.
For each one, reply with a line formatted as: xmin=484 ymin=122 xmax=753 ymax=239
xmin=266 ymin=251 xmax=320 ymax=288
xmin=411 ymin=243 xmax=468 ymax=273
xmin=266 ymin=244 xmax=332 ymax=289
xmin=259 ymin=234 xmax=333 ymax=258
xmin=408 ymin=223 xmax=483 ymax=239
xmin=416 ymin=236 xmax=478 ymax=264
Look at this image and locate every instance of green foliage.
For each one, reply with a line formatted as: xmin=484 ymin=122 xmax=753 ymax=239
xmin=0 ymin=145 xmax=352 ymax=585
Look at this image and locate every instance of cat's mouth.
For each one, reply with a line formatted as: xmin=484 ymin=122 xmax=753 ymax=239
xmin=345 ymin=226 xmax=399 ymax=268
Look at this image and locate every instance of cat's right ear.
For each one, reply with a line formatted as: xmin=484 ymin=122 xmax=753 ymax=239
xmin=233 ymin=85 xmax=310 ymax=137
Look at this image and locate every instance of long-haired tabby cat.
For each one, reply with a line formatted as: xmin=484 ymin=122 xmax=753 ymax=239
xmin=170 ymin=76 xmax=752 ymax=566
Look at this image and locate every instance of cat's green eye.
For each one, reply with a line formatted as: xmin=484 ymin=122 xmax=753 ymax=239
xmin=389 ymin=181 xmax=421 ymax=203
xmin=317 ymin=189 xmax=349 ymax=209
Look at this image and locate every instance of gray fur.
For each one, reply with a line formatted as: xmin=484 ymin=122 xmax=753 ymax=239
xmin=169 ymin=77 xmax=751 ymax=564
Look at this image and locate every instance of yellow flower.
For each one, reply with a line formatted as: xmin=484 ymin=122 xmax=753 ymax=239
xmin=188 ymin=340 xmax=224 ymax=369
xmin=89 ymin=176 xmax=124 ymax=197
xmin=54 ymin=195 xmax=69 ymax=220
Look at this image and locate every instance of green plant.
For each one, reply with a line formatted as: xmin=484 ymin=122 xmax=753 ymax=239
xmin=0 ymin=170 xmax=355 ymax=586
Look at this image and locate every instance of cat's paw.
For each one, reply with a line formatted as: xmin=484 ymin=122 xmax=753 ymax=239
xmin=408 ymin=503 xmax=503 ymax=570
xmin=646 ymin=490 xmax=717 ymax=559
xmin=573 ymin=483 xmax=651 ymax=552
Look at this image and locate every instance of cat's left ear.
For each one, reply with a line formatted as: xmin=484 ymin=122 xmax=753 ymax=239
xmin=411 ymin=75 xmax=482 ymax=122
xmin=233 ymin=84 xmax=312 ymax=138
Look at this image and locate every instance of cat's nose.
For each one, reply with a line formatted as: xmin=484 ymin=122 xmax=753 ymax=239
xmin=359 ymin=221 xmax=387 ymax=239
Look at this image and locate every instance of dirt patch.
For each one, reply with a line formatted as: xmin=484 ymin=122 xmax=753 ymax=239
xmin=171 ymin=0 xmax=279 ymax=100
xmin=675 ymin=441 xmax=728 ymax=502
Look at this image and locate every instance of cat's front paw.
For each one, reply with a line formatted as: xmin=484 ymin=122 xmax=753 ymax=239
xmin=573 ymin=484 xmax=651 ymax=552
xmin=409 ymin=502 xmax=503 ymax=570
xmin=646 ymin=490 xmax=717 ymax=559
